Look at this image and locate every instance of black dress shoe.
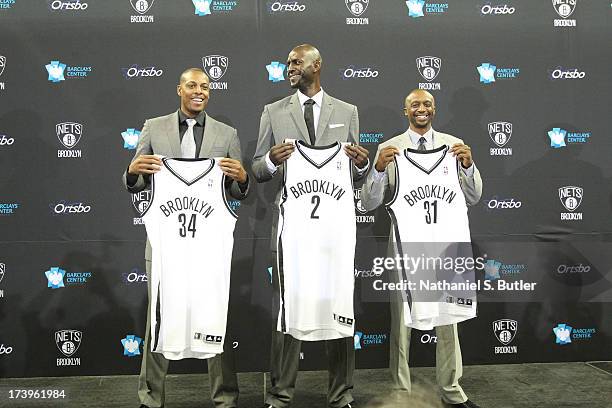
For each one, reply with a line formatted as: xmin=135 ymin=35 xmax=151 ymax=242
xmin=444 ymin=400 xmax=481 ymax=408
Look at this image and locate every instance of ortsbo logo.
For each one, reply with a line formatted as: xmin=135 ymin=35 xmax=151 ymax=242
xmin=268 ymin=1 xmax=306 ymax=12
xmin=122 ymin=64 xmax=163 ymax=79
xmin=480 ymin=4 xmax=515 ymax=15
xmin=48 ymin=0 xmax=89 ymax=11
xmin=340 ymin=65 xmax=379 ymax=80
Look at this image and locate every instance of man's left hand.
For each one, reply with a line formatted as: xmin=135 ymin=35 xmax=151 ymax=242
xmin=451 ymin=143 xmax=473 ymax=168
xmin=219 ymin=158 xmax=248 ymax=184
xmin=344 ymin=144 xmax=369 ymax=169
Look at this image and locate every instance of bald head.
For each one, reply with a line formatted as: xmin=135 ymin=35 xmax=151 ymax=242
xmin=291 ymin=44 xmax=322 ymax=66
xmin=404 ymin=89 xmax=436 ymax=134
xmin=287 ymin=44 xmax=322 ymax=96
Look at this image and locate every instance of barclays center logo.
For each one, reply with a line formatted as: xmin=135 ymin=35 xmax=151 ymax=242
xmin=484 ymin=259 xmax=526 ymax=281
xmin=122 ymin=128 xmax=141 ymax=150
xmin=0 ymin=0 xmax=17 ymax=10
xmin=553 ymin=322 xmax=595 ymax=345
xmin=354 ymin=331 xmax=387 ymax=350
xmin=477 ymin=62 xmax=519 ymax=84
xmin=45 ymin=60 xmax=92 ymax=83
xmin=266 ymin=61 xmax=286 ymax=83
xmin=340 ymin=65 xmax=379 ymax=80
xmin=406 ymin=0 xmax=449 ymax=18
xmin=45 ymin=266 xmax=92 ymax=288
xmin=202 ymin=55 xmax=229 ymax=90
xmin=121 ymin=334 xmax=143 ymax=357
xmin=192 ymin=0 xmax=238 ymax=16
xmin=548 ymin=127 xmax=590 ymax=148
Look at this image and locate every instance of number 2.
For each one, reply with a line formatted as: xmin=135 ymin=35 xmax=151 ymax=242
xmin=311 ymin=195 xmax=320 ymax=219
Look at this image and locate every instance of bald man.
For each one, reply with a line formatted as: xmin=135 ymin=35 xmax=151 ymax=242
xmin=252 ymin=44 xmax=369 ymax=408
xmin=360 ymin=90 xmax=482 ymax=408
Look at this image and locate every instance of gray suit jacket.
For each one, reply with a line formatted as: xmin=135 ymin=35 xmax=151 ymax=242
xmin=122 ymin=110 xmax=249 ymax=260
xmin=252 ymin=91 xmax=361 ymax=250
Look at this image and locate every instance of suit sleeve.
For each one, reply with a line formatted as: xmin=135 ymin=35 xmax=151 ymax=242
xmin=360 ymin=144 xmax=389 ymax=211
xmin=227 ymin=128 xmax=249 ymax=200
xmin=459 ymin=163 xmax=483 ymax=206
xmin=122 ymin=119 xmax=152 ymax=194
xmin=252 ymin=105 xmax=276 ymax=183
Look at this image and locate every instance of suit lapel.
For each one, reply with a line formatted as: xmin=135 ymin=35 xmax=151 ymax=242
xmin=316 ymin=93 xmax=333 ymax=144
xmin=200 ymin=113 xmax=217 ymax=158
xmin=167 ymin=111 xmax=181 ymax=157
xmin=289 ymin=93 xmax=309 ymax=143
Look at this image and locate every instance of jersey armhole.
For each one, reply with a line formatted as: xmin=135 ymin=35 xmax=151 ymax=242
xmin=221 ymin=173 xmax=239 ymax=220
xmin=139 ymin=173 xmax=155 ymax=218
xmin=384 ymin=156 xmax=400 ymax=208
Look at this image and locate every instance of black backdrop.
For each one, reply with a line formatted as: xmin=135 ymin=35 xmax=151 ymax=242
xmin=1 ymin=0 xmax=611 ymax=378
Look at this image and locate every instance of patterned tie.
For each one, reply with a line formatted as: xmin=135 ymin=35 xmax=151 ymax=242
xmin=181 ymin=119 xmax=197 ymax=158
xmin=418 ymin=136 xmax=427 ymax=151
xmin=303 ymin=99 xmax=316 ymax=145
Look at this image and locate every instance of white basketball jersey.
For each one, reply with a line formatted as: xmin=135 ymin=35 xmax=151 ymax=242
xmin=142 ymin=157 xmax=237 ymax=360
xmin=277 ymin=140 xmax=356 ymax=341
xmin=386 ymin=145 xmax=476 ymax=330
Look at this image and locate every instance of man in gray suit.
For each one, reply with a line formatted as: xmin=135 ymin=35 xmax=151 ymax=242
xmin=360 ymin=89 xmax=482 ymax=408
xmin=123 ymin=68 xmax=249 ymax=408
xmin=252 ymin=44 xmax=369 ymax=408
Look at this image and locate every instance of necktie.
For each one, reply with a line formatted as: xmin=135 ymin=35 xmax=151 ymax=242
xmin=303 ymin=99 xmax=316 ymax=145
xmin=181 ymin=118 xmax=197 ymax=158
xmin=418 ymin=136 xmax=427 ymax=151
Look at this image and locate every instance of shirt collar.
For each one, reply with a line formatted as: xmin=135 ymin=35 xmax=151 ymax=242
xmin=178 ymin=109 xmax=206 ymax=126
xmin=407 ymin=127 xmax=434 ymax=146
xmin=296 ymin=88 xmax=324 ymax=107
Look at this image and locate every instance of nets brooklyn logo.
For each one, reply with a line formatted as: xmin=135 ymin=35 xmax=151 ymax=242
xmin=202 ymin=55 xmax=228 ymax=90
xmin=488 ymin=121 xmax=512 ymax=156
xmin=559 ymin=186 xmax=582 ymax=220
xmin=132 ymin=189 xmax=152 ymax=225
xmin=55 ymin=329 xmax=82 ymax=366
xmin=56 ymin=122 xmax=83 ymax=158
xmin=130 ymin=0 xmax=155 ymax=23
xmin=416 ymin=56 xmax=441 ymax=90
xmin=346 ymin=0 xmax=369 ymax=24
xmin=493 ymin=319 xmax=517 ymax=354
xmin=552 ymin=0 xmax=576 ymax=26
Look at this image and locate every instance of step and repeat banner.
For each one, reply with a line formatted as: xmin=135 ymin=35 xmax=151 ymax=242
xmin=1 ymin=0 xmax=612 ymax=378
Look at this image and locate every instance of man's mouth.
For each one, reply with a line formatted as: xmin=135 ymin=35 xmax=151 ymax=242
xmin=415 ymin=113 xmax=429 ymax=120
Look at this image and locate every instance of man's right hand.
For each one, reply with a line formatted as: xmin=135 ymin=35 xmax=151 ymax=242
xmin=374 ymin=146 xmax=400 ymax=172
xmin=269 ymin=142 xmax=295 ymax=166
xmin=128 ymin=155 xmax=162 ymax=175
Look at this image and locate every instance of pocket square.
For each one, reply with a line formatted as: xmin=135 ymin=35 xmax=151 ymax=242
xmin=329 ymin=123 xmax=345 ymax=129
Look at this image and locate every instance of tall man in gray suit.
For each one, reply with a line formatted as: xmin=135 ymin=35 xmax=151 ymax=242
xmin=360 ymin=89 xmax=482 ymax=408
xmin=123 ymin=68 xmax=249 ymax=408
xmin=252 ymin=44 xmax=369 ymax=408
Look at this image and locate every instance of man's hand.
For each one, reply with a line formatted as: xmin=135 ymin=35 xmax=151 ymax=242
xmin=269 ymin=142 xmax=295 ymax=166
xmin=128 ymin=155 xmax=162 ymax=175
xmin=344 ymin=144 xmax=369 ymax=169
xmin=219 ymin=158 xmax=247 ymax=184
xmin=374 ymin=146 xmax=400 ymax=172
xmin=451 ymin=143 xmax=473 ymax=168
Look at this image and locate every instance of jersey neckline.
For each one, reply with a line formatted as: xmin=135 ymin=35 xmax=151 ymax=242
xmin=403 ymin=145 xmax=449 ymax=175
xmin=162 ymin=157 xmax=215 ymax=186
xmin=295 ymin=140 xmax=342 ymax=169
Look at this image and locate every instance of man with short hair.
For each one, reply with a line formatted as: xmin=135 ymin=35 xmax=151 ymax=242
xmin=360 ymin=89 xmax=482 ymax=408
xmin=252 ymin=44 xmax=369 ymax=408
xmin=123 ymin=68 xmax=249 ymax=408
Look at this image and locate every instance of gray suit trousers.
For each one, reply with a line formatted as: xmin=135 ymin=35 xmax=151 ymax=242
xmin=138 ymin=261 xmax=239 ymax=408
xmin=389 ymin=287 xmax=467 ymax=404
xmin=266 ymin=256 xmax=355 ymax=408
